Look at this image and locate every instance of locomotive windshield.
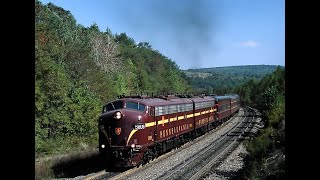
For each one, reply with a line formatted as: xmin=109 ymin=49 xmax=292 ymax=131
xmin=103 ymin=101 xmax=123 ymax=113
xmin=102 ymin=101 xmax=145 ymax=113
xmin=126 ymin=101 xmax=145 ymax=111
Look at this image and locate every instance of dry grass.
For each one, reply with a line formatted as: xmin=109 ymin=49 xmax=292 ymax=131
xmin=35 ymin=148 xmax=100 ymax=179
xmin=35 ymin=160 xmax=54 ymax=180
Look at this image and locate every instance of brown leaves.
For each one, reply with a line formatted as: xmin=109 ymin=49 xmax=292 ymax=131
xmin=90 ymin=33 xmax=122 ymax=73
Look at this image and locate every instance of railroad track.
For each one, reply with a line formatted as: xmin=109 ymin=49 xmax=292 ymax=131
xmin=80 ymin=107 xmax=260 ymax=180
xmin=146 ymin=107 xmax=255 ymax=180
xmin=83 ymin=171 xmax=120 ymax=180
xmin=188 ymin=107 xmax=257 ymax=180
xmin=82 ymin=109 xmax=246 ymax=180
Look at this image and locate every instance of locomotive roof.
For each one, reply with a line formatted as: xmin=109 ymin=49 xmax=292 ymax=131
xmin=214 ymin=95 xmax=231 ymax=100
xmin=118 ymin=96 xmax=215 ymax=107
xmin=230 ymin=94 xmax=240 ymax=99
xmin=214 ymin=94 xmax=239 ymax=100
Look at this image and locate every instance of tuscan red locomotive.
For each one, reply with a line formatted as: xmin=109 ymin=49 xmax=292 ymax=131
xmin=98 ymin=94 xmax=240 ymax=168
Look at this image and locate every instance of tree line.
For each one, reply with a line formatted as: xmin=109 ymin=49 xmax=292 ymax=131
xmin=35 ymin=0 xmax=190 ymax=156
xmin=184 ymin=65 xmax=283 ymax=95
xmin=36 ymin=3 xmax=285 ymax=175
xmin=235 ymin=67 xmax=285 ymax=179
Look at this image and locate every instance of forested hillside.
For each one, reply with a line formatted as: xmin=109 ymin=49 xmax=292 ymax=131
xmin=35 ymin=2 xmax=285 ymax=172
xmin=235 ymin=67 xmax=285 ymax=179
xmin=184 ymin=65 xmax=283 ymax=94
xmin=35 ymin=0 xmax=190 ymax=157
xmin=186 ymin=65 xmax=285 ymax=178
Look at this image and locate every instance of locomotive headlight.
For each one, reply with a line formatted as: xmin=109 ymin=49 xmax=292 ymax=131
xmin=114 ymin=111 xmax=122 ymax=119
xmin=131 ymin=144 xmax=135 ymax=148
xmin=101 ymin=144 xmax=105 ymax=148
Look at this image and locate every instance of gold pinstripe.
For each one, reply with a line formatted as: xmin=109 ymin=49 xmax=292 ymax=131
xmin=170 ymin=117 xmax=176 ymax=121
xmin=186 ymin=114 xmax=194 ymax=118
xmin=126 ymin=129 xmax=138 ymax=145
xmin=158 ymin=119 xmax=169 ymax=125
xmin=126 ymin=108 xmax=217 ymax=145
xmin=145 ymin=122 xmax=156 ymax=127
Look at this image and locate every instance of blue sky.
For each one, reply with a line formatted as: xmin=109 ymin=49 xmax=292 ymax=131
xmin=39 ymin=0 xmax=285 ymax=70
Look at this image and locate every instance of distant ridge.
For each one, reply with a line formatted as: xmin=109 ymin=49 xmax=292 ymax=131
xmin=183 ymin=65 xmax=284 ymax=93
xmin=185 ymin=65 xmax=283 ymax=72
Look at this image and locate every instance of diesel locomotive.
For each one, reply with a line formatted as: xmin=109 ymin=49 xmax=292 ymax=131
xmin=98 ymin=94 xmax=240 ymax=167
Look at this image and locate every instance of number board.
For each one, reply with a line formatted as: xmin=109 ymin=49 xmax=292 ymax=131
xmin=134 ymin=123 xmax=146 ymax=130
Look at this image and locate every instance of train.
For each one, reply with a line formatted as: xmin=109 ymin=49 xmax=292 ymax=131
xmin=98 ymin=94 xmax=240 ymax=168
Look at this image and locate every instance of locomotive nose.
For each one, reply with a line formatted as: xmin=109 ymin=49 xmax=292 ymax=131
xmin=99 ymin=110 xmax=140 ymax=147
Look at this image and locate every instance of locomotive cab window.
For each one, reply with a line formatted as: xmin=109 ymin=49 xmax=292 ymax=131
xmin=126 ymin=101 xmax=145 ymax=111
xmin=103 ymin=101 xmax=123 ymax=113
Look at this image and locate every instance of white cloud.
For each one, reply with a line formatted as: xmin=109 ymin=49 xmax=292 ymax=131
xmin=241 ymin=40 xmax=259 ymax=47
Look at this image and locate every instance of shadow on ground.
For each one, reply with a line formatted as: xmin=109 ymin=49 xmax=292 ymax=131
xmin=52 ymin=152 xmax=108 ymax=178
